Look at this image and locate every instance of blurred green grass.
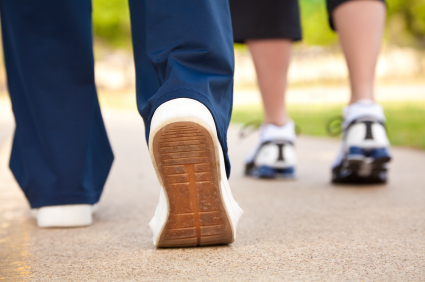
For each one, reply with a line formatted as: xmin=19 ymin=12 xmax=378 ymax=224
xmin=231 ymin=101 xmax=425 ymax=150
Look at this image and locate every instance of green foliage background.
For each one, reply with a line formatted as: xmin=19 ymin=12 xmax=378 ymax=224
xmin=92 ymin=0 xmax=425 ymax=48
xmin=92 ymin=0 xmax=131 ymax=48
xmin=299 ymin=0 xmax=337 ymax=46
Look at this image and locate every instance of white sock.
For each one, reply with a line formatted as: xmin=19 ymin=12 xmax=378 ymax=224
xmin=260 ymin=121 xmax=296 ymax=143
xmin=343 ymin=99 xmax=385 ymax=129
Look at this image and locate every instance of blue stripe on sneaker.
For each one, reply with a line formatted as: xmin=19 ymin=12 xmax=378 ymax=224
xmin=348 ymin=146 xmax=391 ymax=161
xmin=371 ymin=147 xmax=391 ymax=160
xmin=349 ymin=146 xmax=366 ymax=155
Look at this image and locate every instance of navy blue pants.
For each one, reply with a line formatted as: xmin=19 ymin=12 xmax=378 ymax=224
xmin=0 ymin=0 xmax=234 ymax=208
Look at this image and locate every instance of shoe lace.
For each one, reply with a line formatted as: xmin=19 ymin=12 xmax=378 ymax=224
xmin=239 ymin=120 xmax=262 ymax=139
xmin=326 ymin=115 xmax=343 ymax=137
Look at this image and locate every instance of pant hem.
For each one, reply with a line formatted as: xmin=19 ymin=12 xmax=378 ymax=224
xmin=27 ymin=193 xmax=102 ymax=209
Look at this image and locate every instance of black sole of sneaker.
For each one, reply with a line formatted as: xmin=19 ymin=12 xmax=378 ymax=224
xmin=332 ymin=156 xmax=391 ymax=184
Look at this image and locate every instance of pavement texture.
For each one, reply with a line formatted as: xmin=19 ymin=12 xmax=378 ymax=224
xmin=1 ymin=102 xmax=425 ymax=281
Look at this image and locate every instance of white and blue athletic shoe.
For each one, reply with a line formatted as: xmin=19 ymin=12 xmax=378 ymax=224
xmin=245 ymin=122 xmax=297 ymax=179
xmin=332 ymin=113 xmax=391 ymax=184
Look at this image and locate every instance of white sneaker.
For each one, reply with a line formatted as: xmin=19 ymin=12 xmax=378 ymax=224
xmin=332 ymin=101 xmax=391 ymax=184
xmin=148 ymin=98 xmax=243 ymax=247
xmin=245 ymin=122 xmax=297 ymax=179
xmin=31 ymin=204 xmax=98 ymax=228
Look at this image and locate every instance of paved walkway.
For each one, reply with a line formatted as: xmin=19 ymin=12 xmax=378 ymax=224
xmin=1 ymin=103 xmax=424 ymax=281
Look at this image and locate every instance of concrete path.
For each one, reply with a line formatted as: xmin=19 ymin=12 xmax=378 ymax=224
xmin=1 ymin=103 xmax=424 ymax=281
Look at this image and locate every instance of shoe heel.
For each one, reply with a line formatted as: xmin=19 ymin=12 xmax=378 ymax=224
xmin=36 ymin=205 xmax=93 ymax=228
xmin=152 ymin=121 xmax=233 ymax=247
xmin=371 ymin=147 xmax=391 ymax=164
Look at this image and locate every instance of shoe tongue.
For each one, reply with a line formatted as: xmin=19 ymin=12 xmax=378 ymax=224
xmin=260 ymin=121 xmax=296 ymax=143
xmin=343 ymin=101 xmax=385 ymax=129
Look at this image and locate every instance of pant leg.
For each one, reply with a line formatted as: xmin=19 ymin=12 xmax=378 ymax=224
xmin=129 ymin=0 xmax=234 ymax=177
xmin=327 ymin=0 xmax=387 ymax=30
xmin=229 ymin=0 xmax=302 ymax=43
xmin=0 ymin=0 xmax=114 ymax=208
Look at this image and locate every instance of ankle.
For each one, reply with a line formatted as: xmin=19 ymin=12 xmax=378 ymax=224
xmin=263 ymin=114 xmax=291 ymax=127
xmin=349 ymin=88 xmax=375 ymax=104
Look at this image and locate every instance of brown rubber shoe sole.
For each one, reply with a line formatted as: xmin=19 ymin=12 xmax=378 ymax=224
xmin=152 ymin=121 xmax=233 ymax=248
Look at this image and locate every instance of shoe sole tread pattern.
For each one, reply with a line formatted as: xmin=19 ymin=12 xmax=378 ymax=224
xmin=152 ymin=121 xmax=233 ymax=248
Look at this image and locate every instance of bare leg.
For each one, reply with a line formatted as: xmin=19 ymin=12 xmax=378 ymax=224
xmin=247 ymin=39 xmax=292 ymax=126
xmin=333 ymin=0 xmax=386 ymax=104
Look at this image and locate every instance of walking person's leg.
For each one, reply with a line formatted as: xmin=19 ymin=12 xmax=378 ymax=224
xmin=330 ymin=0 xmax=386 ymax=104
xmin=0 ymin=0 xmax=114 ymax=226
xmin=328 ymin=0 xmax=392 ymax=183
xmin=128 ymin=0 xmax=243 ymax=247
xmin=229 ymin=0 xmax=301 ymax=179
xmin=247 ymin=41 xmax=292 ymax=127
